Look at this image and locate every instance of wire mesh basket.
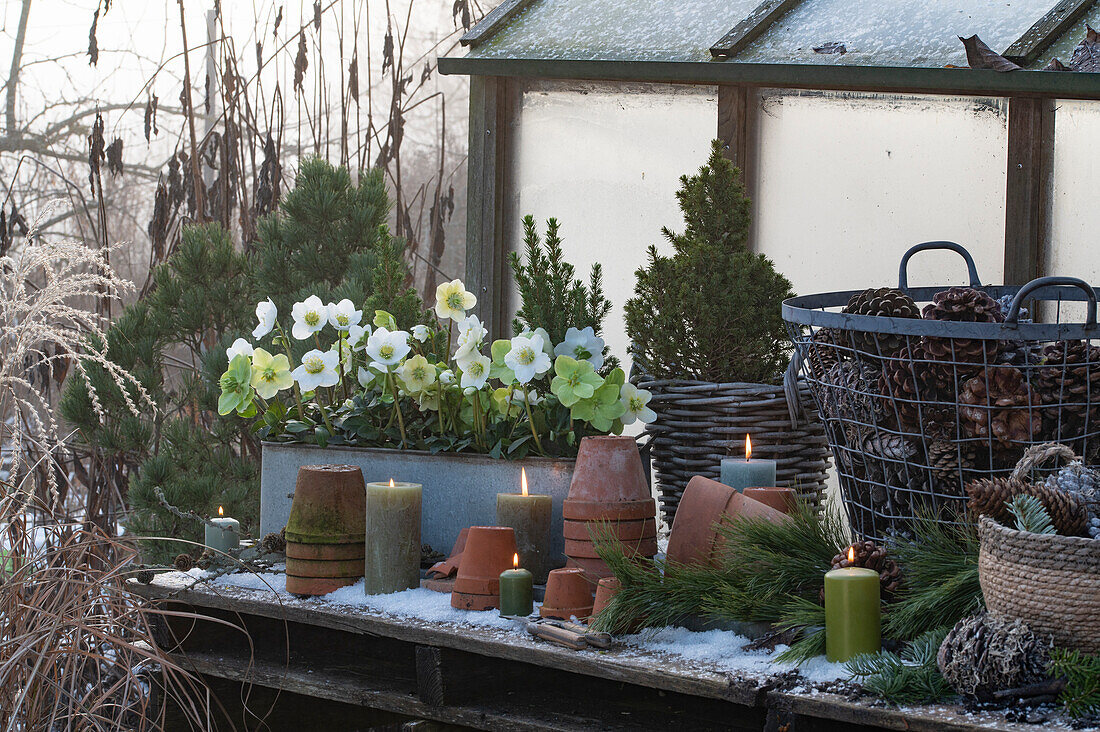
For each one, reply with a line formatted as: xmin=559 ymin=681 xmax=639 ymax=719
xmin=783 ymin=242 xmax=1100 ymax=542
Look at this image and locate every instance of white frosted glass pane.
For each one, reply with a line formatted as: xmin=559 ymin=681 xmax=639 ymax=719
xmin=1045 ymin=99 xmax=1100 ymax=322
xmin=1034 ymin=7 xmax=1100 ymax=68
xmin=738 ymin=0 xmax=1052 ymax=67
xmin=508 ymin=83 xmax=717 ymax=369
xmin=470 ymin=0 xmax=759 ymax=61
xmin=752 ymin=91 xmax=1008 ymax=296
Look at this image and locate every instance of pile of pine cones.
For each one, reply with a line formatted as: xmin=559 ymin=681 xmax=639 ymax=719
xmin=966 ymin=474 xmax=1090 ymax=536
xmin=807 ymin=285 xmax=1100 ymax=531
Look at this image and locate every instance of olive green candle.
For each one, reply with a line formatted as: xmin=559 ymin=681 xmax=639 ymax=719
xmin=364 ymin=480 xmax=422 ymax=595
xmin=824 ymin=561 xmax=881 ymax=662
xmin=499 ymin=556 xmax=534 ymax=617
xmin=496 ymin=468 xmax=553 ymax=583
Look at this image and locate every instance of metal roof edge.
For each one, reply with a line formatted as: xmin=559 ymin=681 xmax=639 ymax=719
xmin=437 ymin=55 xmax=1100 ymax=99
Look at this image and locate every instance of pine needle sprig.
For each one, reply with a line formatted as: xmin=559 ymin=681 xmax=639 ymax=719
xmin=1050 ymin=648 xmax=1100 ymax=718
xmin=1007 ymin=494 xmax=1057 ymax=535
xmin=845 ymin=628 xmax=951 ymax=704
xmin=885 ymin=516 xmax=983 ymax=641
xmin=774 ymin=595 xmax=827 ymax=663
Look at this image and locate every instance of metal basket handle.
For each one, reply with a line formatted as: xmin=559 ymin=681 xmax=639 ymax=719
xmin=898 ymin=241 xmax=981 ymax=292
xmin=1004 ymin=276 xmax=1098 ymax=327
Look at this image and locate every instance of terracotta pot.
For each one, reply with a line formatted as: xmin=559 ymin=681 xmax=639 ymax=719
xmin=451 ymin=526 xmax=516 ymax=597
xmin=286 ymin=574 xmax=359 ymax=596
xmin=285 ymin=556 xmax=365 ymax=578
xmin=563 ymin=537 xmax=658 ymax=559
xmin=563 ymin=518 xmax=656 ymax=541
xmin=666 ymin=475 xmax=788 ymax=568
xmin=421 ymin=576 xmax=456 ymax=594
xmin=451 ymin=590 xmax=500 ymax=611
xmin=743 ymin=486 xmax=797 ymax=514
xmin=426 ymin=528 xmax=470 ymax=580
xmin=567 ymin=436 xmax=650 ymax=503
xmin=591 ymin=577 xmax=621 ymax=619
xmin=286 ymin=541 xmax=365 ymax=561
xmin=284 ymin=465 xmax=367 ymax=544
xmin=540 ymin=568 xmax=593 ymax=619
xmin=565 ymin=556 xmax=617 ymax=582
xmin=561 ymin=498 xmax=656 ymax=522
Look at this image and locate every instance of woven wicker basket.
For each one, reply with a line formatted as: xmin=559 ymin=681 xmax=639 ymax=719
xmin=978 ymin=516 xmax=1100 ymax=654
xmin=635 ymin=377 xmax=831 ymax=524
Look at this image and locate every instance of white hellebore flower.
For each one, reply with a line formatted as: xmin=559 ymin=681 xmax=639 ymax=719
xmin=620 ymin=383 xmax=657 ymax=426
xmin=504 ymin=333 xmax=552 ymax=385
xmin=291 ymin=295 xmax=328 ymax=340
xmin=347 ymin=323 xmax=371 ymax=351
xmin=435 ymin=279 xmax=477 ymax=321
xmin=554 ymin=326 xmax=605 ymax=370
xmin=439 ymin=369 xmax=456 ymax=385
xmin=226 ymin=338 xmax=254 ymax=362
xmin=510 ymin=389 xmax=543 ymax=407
xmin=519 ymin=327 xmax=555 ymax=358
xmin=292 ymin=349 xmax=341 ymax=392
xmin=454 ymin=315 xmax=487 ymax=366
xmin=252 ymin=299 xmax=278 ymax=339
xmin=365 ymin=327 xmax=411 ymax=371
xmin=411 ymin=324 xmax=430 ymax=343
xmin=399 ymin=355 xmax=436 ymax=393
xmin=460 ymin=354 xmax=491 ymax=390
xmin=327 ymin=299 xmax=363 ymax=331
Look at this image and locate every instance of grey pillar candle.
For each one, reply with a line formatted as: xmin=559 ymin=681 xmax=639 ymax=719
xmin=364 ymin=480 xmax=422 ymax=595
xmin=496 ymin=467 xmax=553 ymax=584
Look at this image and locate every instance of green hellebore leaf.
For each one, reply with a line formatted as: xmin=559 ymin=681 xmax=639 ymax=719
xmin=237 ymin=398 xmax=258 ymax=418
xmin=373 ymin=310 xmax=397 ymax=330
xmin=218 ymin=391 xmax=241 ymax=416
xmin=490 ymin=339 xmax=511 ymax=365
xmin=489 ymin=362 xmax=516 ymax=384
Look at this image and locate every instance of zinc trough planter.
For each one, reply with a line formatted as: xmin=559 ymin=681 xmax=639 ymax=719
xmin=260 ymin=443 xmax=575 ymax=563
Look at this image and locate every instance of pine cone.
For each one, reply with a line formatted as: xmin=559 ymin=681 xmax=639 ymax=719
xmin=862 ymin=433 xmax=929 ymax=520
xmin=173 ymin=553 xmax=195 ymax=572
xmin=259 ymin=532 xmax=287 ymax=554
xmin=925 ymin=440 xmax=979 ymax=493
xmin=842 ymin=288 xmax=920 ymax=360
xmin=880 ymin=343 xmax=956 ymax=434
xmin=958 ymin=367 xmax=1042 ymax=446
xmin=938 ymin=612 xmax=1050 ymax=699
xmin=1035 ymin=340 xmax=1100 ymax=442
xmin=966 ymin=476 xmax=1088 ymax=535
xmin=822 ymin=360 xmax=892 ymax=427
xmin=136 ymin=569 xmax=155 ymax=585
xmin=822 ymin=540 xmax=902 ymax=601
xmin=921 ymin=287 xmax=1004 ymax=371
xmin=807 ymin=327 xmax=849 ymax=377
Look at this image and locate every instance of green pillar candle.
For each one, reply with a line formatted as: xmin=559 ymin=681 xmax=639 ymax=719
xmin=719 ymin=435 xmax=776 ymax=492
xmin=496 ymin=468 xmax=553 ymax=584
xmin=824 ymin=564 xmax=881 ymax=662
xmin=364 ymin=480 xmax=422 ymax=595
xmin=499 ymin=560 xmax=534 ymax=617
xmin=205 ymin=509 xmax=240 ymax=554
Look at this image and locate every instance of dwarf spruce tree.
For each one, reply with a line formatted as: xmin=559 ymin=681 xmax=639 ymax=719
xmin=62 ymin=159 xmax=423 ymax=562
xmin=625 ymin=140 xmax=794 ymax=385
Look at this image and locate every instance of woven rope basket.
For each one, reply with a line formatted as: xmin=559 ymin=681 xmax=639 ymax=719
xmin=978 ymin=516 xmax=1100 ymax=654
xmin=635 ymin=377 xmax=831 ymax=523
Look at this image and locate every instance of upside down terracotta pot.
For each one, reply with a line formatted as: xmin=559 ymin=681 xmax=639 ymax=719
xmin=667 ymin=475 xmax=789 ymax=568
xmin=540 ymin=568 xmax=594 ymax=620
xmin=286 ymin=574 xmax=359 ymax=595
xmin=563 ymin=537 xmax=659 ymax=559
xmin=285 ymin=541 xmax=365 ymax=561
xmin=285 ymin=555 xmax=366 ymax=578
xmin=284 ymin=465 xmax=367 ymax=544
xmin=451 ymin=526 xmax=517 ymax=610
xmin=743 ymin=486 xmax=797 ymax=515
xmin=591 ymin=577 xmax=620 ymax=619
xmin=563 ymin=518 xmax=656 ymax=542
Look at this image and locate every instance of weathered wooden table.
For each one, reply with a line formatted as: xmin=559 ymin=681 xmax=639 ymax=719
xmin=131 ymin=573 xmax=1065 ymax=732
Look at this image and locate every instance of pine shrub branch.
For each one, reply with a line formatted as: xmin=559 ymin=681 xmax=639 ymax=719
xmin=1007 ymin=494 xmax=1057 ymax=535
xmin=1050 ymin=648 xmax=1100 ymax=718
xmin=844 ymin=628 xmax=951 ymax=705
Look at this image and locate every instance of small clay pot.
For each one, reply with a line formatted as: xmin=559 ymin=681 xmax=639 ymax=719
xmin=563 ymin=537 xmax=658 ymax=559
xmin=563 ymin=518 xmax=656 ymax=541
xmin=427 ymin=528 xmax=470 ymax=580
xmin=561 ymin=498 xmax=656 ymax=522
xmin=451 ymin=526 xmax=516 ymax=597
xmin=667 ymin=475 xmax=788 ymax=568
xmin=285 ymin=465 xmax=367 ymax=544
xmin=591 ymin=577 xmax=621 ymax=619
xmin=540 ymin=568 xmax=593 ymax=619
xmin=451 ymin=590 xmax=500 ymax=611
xmin=567 ymin=436 xmax=650 ymax=504
xmin=285 ymin=541 xmax=365 ymax=561
xmin=285 ymin=556 xmax=366 ymax=578
xmin=286 ymin=574 xmax=359 ymax=596
xmin=565 ymin=556 xmax=617 ymax=582
xmin=421 ymin=576 xmax=456 ymax=594
xmin=743 ymin=486 xmax=797 ymax=514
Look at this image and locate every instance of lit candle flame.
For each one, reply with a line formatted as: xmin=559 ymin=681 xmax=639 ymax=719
xmin=513 ymin=553 xmax=519 ymax=569
xmin=218 ymin=506 xmax=224 ymax=517
xmin=521 ymin=467 xmax=529 ymax=497
xmin=390 ymin=478 xmax=395 ymax=487
xmin=745 ymin=434 xmax=752 ymax=462
xmin=848 ymin=545 xmax=855 ymax=564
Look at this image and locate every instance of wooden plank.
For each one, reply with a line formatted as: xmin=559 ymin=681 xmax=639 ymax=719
xmin=1003 ymin=0 xmax=1097 ymax=66
xmin=1003 ymin=97 xmax=1052 ymax=286
xmin=464 ymin=75 xmax=512 ymax=340
xmin=460 ymin=0 xmax=537 ymax=48
xmin=717 ymin=85 xmax=757 ymax=210
xmin=711 ymin=0 xmax=806 ymax=59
